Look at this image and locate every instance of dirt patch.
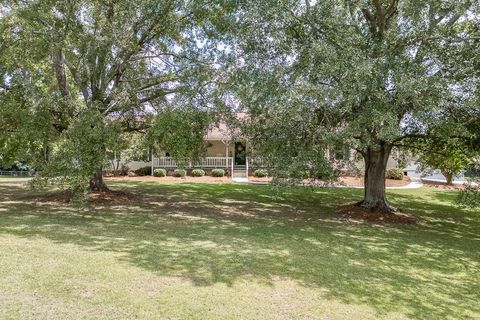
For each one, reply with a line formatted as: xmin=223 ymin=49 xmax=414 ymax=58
xmin=37 ymin=189 xmax=138 ymax=204
xmin=339 ymin=176 xmax=411 ymax=187
xmin=40 ymin=190 xmax=74 ymax=203
xmin=335 ymin=204 xmax=417 ymax=224
xmin=106 ymin=176 xmax=233 ymax=184
xmin=88 ymin=190 xmax=138 ymax=203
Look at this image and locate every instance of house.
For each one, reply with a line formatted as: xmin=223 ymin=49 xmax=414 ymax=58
xmin=119 ymin=117 xmax=401 ymax=179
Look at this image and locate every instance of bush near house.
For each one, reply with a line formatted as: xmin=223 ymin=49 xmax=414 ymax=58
xmin=192 ymin=169 xmax=205 ymax=177
xmin=173 ymin=169 xmax=186 ymax=177
xmin=153 ymin=168 xmax=167 ymax=177
xmin=211 ymin=169 xmax=225 ymax=177
xmin=457 ymin=180 xmax=480 ymax=208
xmin=254 ymin=169 xmax=268 ymax=178
xmin=386 ymin=168 xmax=404 ymax=180
xmin=134 ymin=166 xmax=152 ymax=176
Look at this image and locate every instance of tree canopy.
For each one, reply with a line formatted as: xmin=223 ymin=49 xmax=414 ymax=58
xmin=0 ymin=0 xmax=231 ymax=192
xmin=225 ymin=0 xmax=479 ymax=211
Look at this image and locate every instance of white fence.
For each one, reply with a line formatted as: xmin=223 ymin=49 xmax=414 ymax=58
xmin=0 ymin=171 xmax=33 ymax=177
xmin=154 ymin=157 xmax=233 ymax=168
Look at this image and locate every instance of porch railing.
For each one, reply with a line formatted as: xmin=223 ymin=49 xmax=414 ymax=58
xmin=153 ymin=157 xmax=233 ymax=168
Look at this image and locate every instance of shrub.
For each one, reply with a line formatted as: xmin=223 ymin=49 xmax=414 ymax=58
xmin=153 ymin=168 xmax=166 ymax=177
xmin=191 ymin=169 xmax=205 ymax=177
xmin=119 ymin=164 xmax=129 ymax=176
xmin=457 ymin=179 xmax=480 ymax=208
xmin=211 ymin=169 xmax=225 ymax=177
xmin=173 ymin=169 xmax=186 ymax=177
xmin=386 ymin=168 xmax=404 ymax=180
xmin=254 ymin=169 xmax=268 ymax=178
xmin=134 ymin=166 xmax=151 ymax=176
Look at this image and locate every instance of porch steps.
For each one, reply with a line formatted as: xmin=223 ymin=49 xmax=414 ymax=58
xmin=232 ymin=171 xmax=247 ymax=178
xmin=232 ymin=165 xmax=247 ymax=179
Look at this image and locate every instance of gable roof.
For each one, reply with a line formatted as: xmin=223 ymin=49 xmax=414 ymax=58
xmin=205 ymin=113 xmax=247 ymax=141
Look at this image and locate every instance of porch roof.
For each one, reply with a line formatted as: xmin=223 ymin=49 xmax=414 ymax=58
xmin=205 ymin=113 xmax=246 ymax=141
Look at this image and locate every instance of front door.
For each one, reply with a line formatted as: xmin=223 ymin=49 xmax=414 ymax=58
xmin=234 ymin=142 xmax=246 ymax=166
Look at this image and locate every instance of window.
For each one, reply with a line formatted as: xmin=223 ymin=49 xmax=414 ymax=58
xmin=331 ymin=144 xmax=350 ymax=161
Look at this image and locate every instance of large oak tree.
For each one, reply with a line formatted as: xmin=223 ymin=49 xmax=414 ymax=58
xmin=228 ymin=0 xmax=479 ymax=212
xmin=1 ymin=0 xmax=228 ymax=192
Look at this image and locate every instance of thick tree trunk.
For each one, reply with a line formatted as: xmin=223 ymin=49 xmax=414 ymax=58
xmin=441 ymin=170 xmax=453 ymax=185
xmin=358 ymin=143 xmax=396 ymax=213
xmin=89 ymin=168 xmax=109 ymax=192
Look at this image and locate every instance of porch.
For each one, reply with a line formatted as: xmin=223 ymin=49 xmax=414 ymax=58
xmin=153 ymin=156 xmax=234 ymax=168
xmin=151 ymin=140 xmax=263 ymax=179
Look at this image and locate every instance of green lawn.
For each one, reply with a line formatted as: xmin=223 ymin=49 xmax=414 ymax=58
xmin=0 ymin=179 xmax=479 ymax=319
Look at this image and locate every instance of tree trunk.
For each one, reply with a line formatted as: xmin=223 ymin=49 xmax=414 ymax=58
xmin=358 ymin=143 xmax=396 ymax=213
xmin=52 ymin=49 xmax=70 ymax=98
xmin=441 ymin=170 xmax=453 ymax=185
xmin=89 ymin=168 xmax=109 ymax=192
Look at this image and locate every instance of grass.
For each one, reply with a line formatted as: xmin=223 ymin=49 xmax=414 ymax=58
xmin=0 ymin=179 xmax=479 ymax=319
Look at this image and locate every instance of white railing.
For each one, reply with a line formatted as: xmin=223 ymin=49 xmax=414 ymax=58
xmin=0 ymin=170 xmax=33 ymax=177
xmin=154 ymin=157 xmax=233 ymax=168
xmin=195 ymin=157 xmax=233 ymax=168
xmin=154 ymin=157 xmax=179 ymax=168
xmin=249 ymin=157 xmax=266 ymax=168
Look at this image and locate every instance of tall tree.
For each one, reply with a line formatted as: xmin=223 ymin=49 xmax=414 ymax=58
xmin=228 ymin=0 xmax=479 ymax=212
xmin=1 ymin=0 xmax=228 ymax=192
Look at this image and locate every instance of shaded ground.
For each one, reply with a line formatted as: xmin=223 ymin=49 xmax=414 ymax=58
xmin=107 ymin=175 xmax=412 ymax=187
xmin=0 ymin=179 xmax=479 ymax=319
xmin=107 ymin=175 xmax=234 ymax=184
xmin=335 ymin=204 xmax=417 ymax=224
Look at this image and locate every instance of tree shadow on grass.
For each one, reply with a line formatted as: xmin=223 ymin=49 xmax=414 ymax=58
xmin=0 ymin=182 xmax=479 ymax=319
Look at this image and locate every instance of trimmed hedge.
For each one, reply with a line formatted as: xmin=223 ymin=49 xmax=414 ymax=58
xmin=386 ymin=168 xmax=404 ymax=180
xmin=135 ymin=166 xmax=151 ymax=176
xmin=211 ymin=169 xmax=225 ymax=177
xmin=153 ymin=168 xmax=166 ymax=177
xmin=173 ymin=169 xmax=186 ymax=177
xmin=254 ymin=169 xmax=268 ymax=178
xmin=192 ymin=169 xmax=205 ymax=177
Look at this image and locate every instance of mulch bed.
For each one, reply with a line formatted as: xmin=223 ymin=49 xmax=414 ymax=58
xmin=335 ymin=204 xmax=417 ymax=224
xmin=422 ymin=180 xmax=465 ymax=190
xmin=339 ymin=176 xmax=412 ymax=188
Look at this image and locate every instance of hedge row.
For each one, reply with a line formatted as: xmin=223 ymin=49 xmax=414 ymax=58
xmin=134 ymin=167 xmax=225 ymax=177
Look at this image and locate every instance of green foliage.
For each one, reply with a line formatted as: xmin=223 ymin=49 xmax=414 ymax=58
xmin=135 ymin=166 xmax=152 ymax=177
xmin=253 ymin=169 xmax=268 ymax=178
xmin=191 ymin=169 xmax=205 ymax=177
xmin=29 ymin=109 xmax=118 ymax=193
xmin=225 ymin=0 xmax=478 ymax=207
xmin=153 ymin=168 xmax=166 ymax=177
xmin=148 ymin=108 xmax=213 ymax=168
xmin=457 ymin=179 xmax=480 ymax=209
xmin=211 ymin=169 xmax=225 ymax=177
xmin=1 ymin=0 xmax=227 ymax=193
xmin=0 ymin=161 xmax=32 ymax=172
xmin=173 ymin=169 xmax=186 ymax=177
xmin=414 ymin=132 xmax=473 ymax=184
xmin=386 ymin=168 xmax=404 ymax=180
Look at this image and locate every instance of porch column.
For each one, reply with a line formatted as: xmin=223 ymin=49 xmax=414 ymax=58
xmin=150 ymin=147 xmax=154 ymax=175
xmin=225 ymin=142 xmax=229 ymax=168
